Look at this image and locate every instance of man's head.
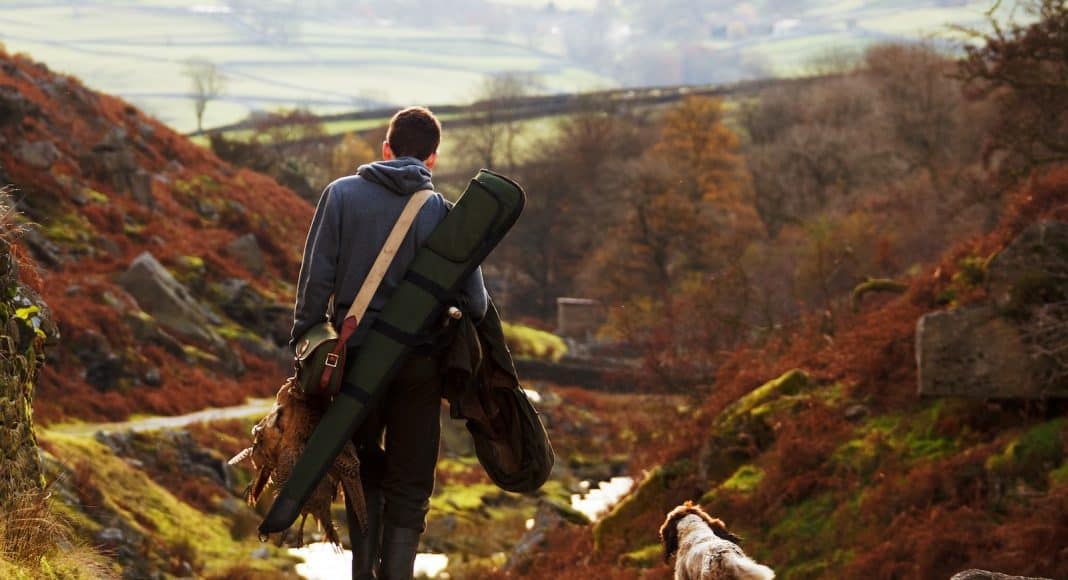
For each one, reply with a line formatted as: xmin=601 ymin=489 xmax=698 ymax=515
xmin=384 ymin=106 xmax=441 ymax=169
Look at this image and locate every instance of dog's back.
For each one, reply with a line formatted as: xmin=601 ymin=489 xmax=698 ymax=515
xmin=683 ymin=527 xmax=774 ymax=580
xmin=668 ymin=513 xmax=775 ymax=580
xmin=723 ymin=556 xmax=775 ymax=580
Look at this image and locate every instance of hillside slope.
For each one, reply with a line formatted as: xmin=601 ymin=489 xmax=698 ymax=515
xmin=0 ymin=47 xmax=314 ymax=423
xmin=507 ymin=171 xmax=1068 ymax=579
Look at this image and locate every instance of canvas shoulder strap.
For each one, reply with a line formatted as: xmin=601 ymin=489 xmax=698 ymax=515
xmin=345 ymin=189 xmax=434 ymax=325
xmin=337 ymin=189 xmax=434 ymax=340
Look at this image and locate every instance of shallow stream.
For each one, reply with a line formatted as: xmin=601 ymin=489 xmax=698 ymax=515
xmin=290 ymin=475 xmax=635 ymax=579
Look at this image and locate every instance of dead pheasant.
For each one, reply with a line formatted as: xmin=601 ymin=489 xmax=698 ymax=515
xmin=229 ymin=378 xmax=366 ymax=546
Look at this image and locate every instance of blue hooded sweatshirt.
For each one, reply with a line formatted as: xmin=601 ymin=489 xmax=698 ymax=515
xmin=290 ymin=157 xmax=488 ymax=348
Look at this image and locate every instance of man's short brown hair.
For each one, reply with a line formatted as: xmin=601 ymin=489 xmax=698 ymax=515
xmin=386 ymin=106 xmax=441 ymax=161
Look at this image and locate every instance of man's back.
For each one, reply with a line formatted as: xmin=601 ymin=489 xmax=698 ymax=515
xmin=290 ymin=157 xmax=487 ymax=348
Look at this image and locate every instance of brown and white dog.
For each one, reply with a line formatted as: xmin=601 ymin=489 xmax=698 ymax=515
xmin=659 ymin=501 xmax=775 ymax=580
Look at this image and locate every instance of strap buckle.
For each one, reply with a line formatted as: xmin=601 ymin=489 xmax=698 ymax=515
xmin=325 ymin=353 xmax=340 ymax=368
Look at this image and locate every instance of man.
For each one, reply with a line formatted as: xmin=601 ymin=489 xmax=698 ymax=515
xmin=290 ymin=106 xmax=488 ymax=580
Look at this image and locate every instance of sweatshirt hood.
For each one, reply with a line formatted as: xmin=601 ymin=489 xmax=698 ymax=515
xmin=356 ymin=157 xmax=434 ymax=196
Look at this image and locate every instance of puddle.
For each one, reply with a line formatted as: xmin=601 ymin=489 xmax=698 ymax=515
xmin=570 ymin=476 xmax=635 ymax=522
xmin=289 ymin=544 xmax=449 ymax=579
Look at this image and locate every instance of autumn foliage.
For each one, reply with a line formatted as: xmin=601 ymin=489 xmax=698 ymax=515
xmin=0 ymin=47 xmax=314 ymax=423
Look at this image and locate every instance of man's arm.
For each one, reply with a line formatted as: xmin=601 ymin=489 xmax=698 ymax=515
xmin=462 ymin=266 xmax=488 ymax=322
xmin=290 ymin=184 xmax=342 ymax=348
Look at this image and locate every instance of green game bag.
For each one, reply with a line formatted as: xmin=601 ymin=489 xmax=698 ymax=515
xmin=258 ymin=169 xmax=525 ymax=536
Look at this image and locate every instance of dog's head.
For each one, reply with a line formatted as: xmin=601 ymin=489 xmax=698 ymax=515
xmin=658 ymin=501 xmax=742 ymax=562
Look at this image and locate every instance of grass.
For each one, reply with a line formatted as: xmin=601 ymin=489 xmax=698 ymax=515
xmin=39 ymin=432 xmax=295 ymax=575
xmin=0 ymin=486 xmax=112 ymax=579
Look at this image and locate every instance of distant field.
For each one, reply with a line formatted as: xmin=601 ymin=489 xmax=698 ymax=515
xmin=0 ymin=1 xmax=611 ymax=132
xmin=0 ymin=0 xmax=1025 ymax=133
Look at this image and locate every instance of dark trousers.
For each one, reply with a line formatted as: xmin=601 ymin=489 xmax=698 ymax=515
xmin=345 ymin=351 xmax=443 ymax=533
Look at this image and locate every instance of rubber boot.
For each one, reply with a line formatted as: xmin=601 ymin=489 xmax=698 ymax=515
xmin=377 ymin=525 xmax=421 ymax=580
xmin=350 ymin=484 xmax=383 ymax=580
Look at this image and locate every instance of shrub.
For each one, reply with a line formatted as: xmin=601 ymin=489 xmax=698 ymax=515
xmin=501 ymin=322 xmax=568 ymax=362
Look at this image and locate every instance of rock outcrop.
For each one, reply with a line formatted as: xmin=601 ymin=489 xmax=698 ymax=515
xmin=117 ymin=252 xmax=246 ymax=376
xmin=917 ymin=221 xmax=1068 ymax=399
xmin=0 ymin=231 xmax=54 ymax=504
xmin=916 ymin=305 xmax=1046 ymax=398
xmin=117 ymin=251 xmax=223 ymax=349
xmin=1 ymin=46 xmax=314 ymax=421
xmin=225 ymin=233 xmax=266 ymax=275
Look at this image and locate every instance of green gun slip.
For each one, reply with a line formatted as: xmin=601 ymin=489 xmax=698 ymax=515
xmin=259 ymin=169 xmax=526 ymax=536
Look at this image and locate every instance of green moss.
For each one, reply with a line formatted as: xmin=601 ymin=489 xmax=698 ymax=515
xmin=182 ymin=344 xmax=220 ymax=365
xmin=697 ymin=370 xmax=813 ymax=487
xmin=39 ymin=433 xmax=292 ymax=573
xmin=851 ymin=278 xmax=907 ymax=311
xmin=1050 ymin=461 xmax=1068 ymax=487
xmin=535 ymin=478 xmax=573 ymax=506
xmin=41 ymin=212 xmax=92 ymax=245
xmin=832 ymin=430 xmax=886 ymax=480
xmin=986 ymin=419 xmax=1067 ymax=488
xmin=122 ymin=222 xmax=145 ymax=239
xmin=769 ymin=493 xmax=836 ymax=545
xmin=179 ymin=255 xmax=205 ymax=270
xmin=85 ymin=189 xmax=109 ymax=205
xmin=902 ymin=402 xmax=957 ymax=462
xmin=620 ymin=543 xmax=663 ymax=568
xmin=729 ymin=370 xmax=811 ymax=418
xmin=216 ymin=323 xmax=258 ymax=342
xmin=906 ymin=437 xmax=956 ymax=461
xmin=721 ymin=464 xmax=765 ymax=493
xmin=430 ymin=482 xmax=522 ymax=521
xmin=953 ymin=255 xmax=989 ymax=287
xmin=173 ymin=175 xmax=221 ymax=199
xmin=768 ymin=493 xmax=854 ymax=578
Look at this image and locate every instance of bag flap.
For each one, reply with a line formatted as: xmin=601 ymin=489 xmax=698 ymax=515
xmin=294 ymin=322 xmax=339 ymax=363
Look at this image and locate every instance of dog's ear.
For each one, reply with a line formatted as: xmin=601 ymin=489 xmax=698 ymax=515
xmin=659 ymin=508 xmax=684 ymax=563
xmin=708 ymin=519 xmax=743 ymax=545
xmin=659 ymin=517 xmax=679 ymax=562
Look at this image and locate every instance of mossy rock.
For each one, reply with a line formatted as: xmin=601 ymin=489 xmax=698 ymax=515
xmin=698 ymin=370 xmax=812 ymax=483
xmin=720 ymin=464 xmax=765 ymax=493
xmin=987 ymin=221 xmax=1068 ymax=315
xmin=593 ymin=459 xmax=691 ymax=555
xmin=544 ymin=497 xmax=592 ymax=526
xmin=620 ymin=543 xmax=663 ymax=568
xmin=700 ymin=463 xmax=766 ymax=504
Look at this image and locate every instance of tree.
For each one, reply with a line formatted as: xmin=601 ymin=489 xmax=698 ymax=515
xmin=494 ymin=97 xmax=652 ymax=318
xmin=454 ymin=72 xmax=540 ymax=173
xmin=865 ymin=43 xmax=970 ymax=185
xmin=331 ymin=132 xmax=376 ymax=177
xmin=589 ymin=97 xmax=756 ymax=301
xmin=958 ymin=0 xmax=1068 ymax=178
xmin=184 ymin=59 xmax=226 ymax=132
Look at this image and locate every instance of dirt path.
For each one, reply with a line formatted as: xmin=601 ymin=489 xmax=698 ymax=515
xmin=46 ymin=398 xmax=275 ymax=437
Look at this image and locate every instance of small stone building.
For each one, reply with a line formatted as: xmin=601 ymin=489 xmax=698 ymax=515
xmin=555 ymin=298 xmax=606 ymax=342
